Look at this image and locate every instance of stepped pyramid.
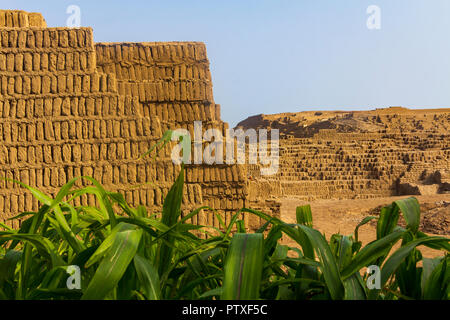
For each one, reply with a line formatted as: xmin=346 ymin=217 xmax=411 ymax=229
xmin=0 ymin=10 xmax=261 ymax=229
xmin=239 ymin=109 xmax=450 ymax=201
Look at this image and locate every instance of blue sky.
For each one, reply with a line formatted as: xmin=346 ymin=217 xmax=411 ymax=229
xmin=4 ymin=1 xmax=450 ymax=127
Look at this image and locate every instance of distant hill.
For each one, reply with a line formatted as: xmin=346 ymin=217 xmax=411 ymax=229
xmin=236 ymin=107 xmax=450 ymax=138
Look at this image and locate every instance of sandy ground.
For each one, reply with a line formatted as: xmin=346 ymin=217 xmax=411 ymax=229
xmin=279 ymin=194 xmax=450 ymax=258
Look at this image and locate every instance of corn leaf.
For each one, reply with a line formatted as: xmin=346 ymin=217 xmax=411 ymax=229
xmin=221 ymin=233 xmax=264 ymax=300
xmin=81 ymin=223 xmax=143 ymax=300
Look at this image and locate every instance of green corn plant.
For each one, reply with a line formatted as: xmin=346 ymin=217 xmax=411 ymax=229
xmin=221 ymin=233 xmax=264 ymax=300
xmin=0 ymin=129 xmax=448 ymax=300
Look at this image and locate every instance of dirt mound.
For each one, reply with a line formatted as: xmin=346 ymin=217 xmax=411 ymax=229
xmin=368 ymin=200 xmax=449 ymax=235
xmin=236 ymin=107 xmax=450 ymax=138
xmin=280 ymin=195 xmax=450 ymax=258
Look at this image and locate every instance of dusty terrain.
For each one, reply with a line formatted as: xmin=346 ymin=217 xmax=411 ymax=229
xmin=280 ymin=194 xmax=450 ymax=258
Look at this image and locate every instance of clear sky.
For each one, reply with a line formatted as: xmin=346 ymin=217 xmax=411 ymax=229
xmin=3 ymin=1 xmax=450 ymax=127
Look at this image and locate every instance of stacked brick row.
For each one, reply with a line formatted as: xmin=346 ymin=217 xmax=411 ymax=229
xmin=95 ymin=42 xmax=249 ymax=228
xmin=0 ymin=11 xmax=253 ymax=231
xmin=0 ymin=10 xmax=47 ymax=28
xmin=0 ymin=23 xmax=205 ymax=227
xmin=268 ymin=130 xmax=450 ymax=200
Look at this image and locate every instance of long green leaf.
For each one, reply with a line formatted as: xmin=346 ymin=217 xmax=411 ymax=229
xmin=81 ymin=223 xmax=143 ymax=300
xmin=298 ymin=225 xmax=345 ymax=300
xmin=133 ymin=254 xmax=161 ymax=300
xmin=394 ymin=197 xmax=421 ymax=234
xmin=221 ymin=233 xmax=263 ymax=300
xmin=341 ymin=229 xmax=405 ymax=279
xmin=157 ymin=167 xmax=184 ymax=276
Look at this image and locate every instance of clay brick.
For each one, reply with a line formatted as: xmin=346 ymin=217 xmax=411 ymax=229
xmin=35 ymin=30 xmax=43 ymax=47
xmin=26 ymin=30 xmax=35 ymax=48
xmin=57 ymin=52 xmax=65 ymax=70
xmin=14 ymin=76 xmax=22 ymax=94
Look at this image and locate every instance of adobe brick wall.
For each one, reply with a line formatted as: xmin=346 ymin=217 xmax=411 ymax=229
xmin=238 ymin=109 xmax=450 ymax=201
xmin=0 ymin=10 xmax=260 ymax=230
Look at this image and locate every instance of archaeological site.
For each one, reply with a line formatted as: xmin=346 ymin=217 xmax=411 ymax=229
xmin=0 ymin=9 xmax=448 ymax=235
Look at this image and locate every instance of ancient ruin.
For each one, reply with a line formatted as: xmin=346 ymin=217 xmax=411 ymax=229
xmin=238 ymin=108 xmax=450 ymax=202
xmin=0 ymin=9 xmax=448 ymax=232
xmin=0 ymin=10 xmax=270 ymax=230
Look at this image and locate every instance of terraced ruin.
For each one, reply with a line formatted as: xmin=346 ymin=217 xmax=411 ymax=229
xmin=0 ymin=10 xmax=267 ymax=230
xmin=238 ymin=108 xmax=450 ymax=201
xmin=0 ymin=9 xmax=448 ymax=234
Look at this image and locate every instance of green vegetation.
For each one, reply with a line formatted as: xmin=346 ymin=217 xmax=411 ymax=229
xmin=0 ymin=166 xmax=448 ymax=300
xmin=0 ymin=131 xmax=448 ymax=300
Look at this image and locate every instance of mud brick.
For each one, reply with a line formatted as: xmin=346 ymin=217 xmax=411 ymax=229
xmin=94 ymin=97 xmax=103 ymax=115
xmin=14 ymin=76 xmax=23 ymax=94
xmin=68 ymin=29 xmax=77 ymax=47
xmin=49 ymin=75 xmax=58 ymax=93
xmin=80 ymin=52 xmax=87 ymax=71
xmin=91 ymin=73 xmax=100 ymax=92
xmin=35 ymin=145 xmax=43 ymax=163
xmin=7 ymin=77 xmax=15 ymax=95
xmin=99 ymin=143 xmax=107 ymax=160
xmin=1 ymin=77 xmax=6 ymax=95
xmin=106 ymin=143 xmax=115 ymax=160
xmin=102 ymin=96 xmax=110 ymax=116
xmin=59 ymin=30 xmax=69 ymax=47
xmin=34 ymin=98 xmax=44 ymax=117
xmin=49 ymin=29 xmax=59 ymax=48
xmin=73 ymin=166 xmax=82 ymax=186
xmin=49 ymin=167 xmax=58 ymax=187
xmin=66 ymin=52 xmax=73 ymax=70
xmin=57 ymin=167 xmax=66 ymax=186
xmin=87 ymin=52 xmax=96 ymax=72
xmin=42 ymin=29 xmax=50 ymax=47
xmin=8 ymin=30 xmax=18 ymax=47
xmin=82 ymin=75 xmax=90 ymax=93
xmin=6 ymin=53 xmax=15 ymax=72
xmin=0 ymin=30 xmax=8 ymax=47
xmin=68 ymin=120 xmax=76 ymax=139
xmin=92 ymin=166 xmax=102 ymax=183
xmin=66 ymin=74 xmax=74 ymax=92
xmin=8 ymin=147 xmax=17 ymax=164
xmin=41 ymin=76 xmax=51 ymax=94
xmin=0 ymin=54 xmax=6 ymax=71
xmin=16 ymin=99 xmax=26 ymax=118
xmin=24 ymin=193 xmax=33 ymax=212
xmin=81 ymin=120 xmax=89 ymax=139
xmin=86 ymin=97 xmax=95 ymax=115
xmin=89 ymin=143 xmax=98 ymax=161
xmin=57 ymin=74 xmax=67 ymax=93
xmin=48 ymin=52 xmax=57 ymax=71
xmin=71 ymin=144 xmax=81 ymax=162
xmin=27 ymin=123 xmax=35 ymax=141
xmin=53 ymin=121 xmax=61 ymax=142
xmin=43 ymin=145 xmax=52 ymax=163
xmin=40 ymin=52 xmax=48 ymax=70
xmin=93 ymin=120 xmax=101 ymax=138
xmin=73 ymin=52 xmax=80 ymax=71
xmin=30 ymin=75 xmax=41 ymax=94
xmin=110 ymin=166 xmax=119 ymax=184
xmin=57 ymin=52 xmax=65 ymax=70
xmin=35 ymin=30 xmax=43 ymax=48
xmin=62 ymin=144 xmax=71 ymax=162
xmin=103 ymin=165 xmax=113 ymax=185
xmin=61 ymin=97 xmax=70 ymax=116
xmin=82 ymin=166 xmax=93 ymax=180
xmin=77 ymin=29 xmax=86 ymax=47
